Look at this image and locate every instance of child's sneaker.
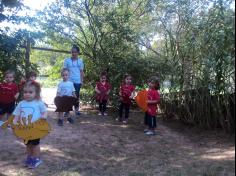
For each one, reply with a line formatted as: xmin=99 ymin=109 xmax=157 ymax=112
xmin=67 ymin=117 xmax=74 ymax=124
xmin=98 ymin=112 xmax=102 ymax=116
xmin=145 ymin=131 xmax=155 ymax=136
xmin=143 ymin=129 xmax=149 ymax=133
xmin=122 ymin=119 xmax=128 ymax=124
xmin=103 ymin=112 xmax=108 ymax=116
xmin=64 ymin=112 xmax=69 ymax=117
xmin=57 ymin=119 xmax=63 ymax=126
xmin=23 ymin=156 xmax=32 ymax=167
xmin=116 ymin=118 xmax=121 ymax=122
xmin=29 ymin=158 xmax=42 ymax=169
xmin=75 ymin=111 xmax=81 ymax=116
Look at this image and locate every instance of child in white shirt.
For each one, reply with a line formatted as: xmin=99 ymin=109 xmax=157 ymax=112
xmin=54 ymin=68 xmax=77 ymax=126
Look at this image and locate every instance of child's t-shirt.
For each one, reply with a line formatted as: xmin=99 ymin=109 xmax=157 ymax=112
xmin=147 ymin=89 xmax=160 ymax=116
xmin=120 ymin=84 xmax=136 ymax=104
xmin=13 ymin=100 xmax=47 ymax=124
xmin=95 ymin=81 xmax=111 ymax=101
xmin=57 ymin=81 xmax=76 ymax=97
xmin=0 ymin=82 xmax=19 ymax=104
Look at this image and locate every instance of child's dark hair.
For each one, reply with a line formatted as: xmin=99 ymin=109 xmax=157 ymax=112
xmin=148 ymin=76 xmax=160 ymax=90
xmin=26 ymin=71 xmax=37 ymax=79
xmin=61 ymin=68 xmax=70 ymax=76
xmin=100 ymin=71 xmax=109 ymax=80
xmin=71 ymin=45 xmax=80 ymax=53
xmin=4 ymin=70 xmax=15 ymax=77
xmin=24 ymin=81 xmax=41 ymax=100
xmin=122 ymin=73 xmax=132 ymax=84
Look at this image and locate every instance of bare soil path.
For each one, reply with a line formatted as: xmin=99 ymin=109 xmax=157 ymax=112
xmin=0 ymin=88 xmax=234 ymax=176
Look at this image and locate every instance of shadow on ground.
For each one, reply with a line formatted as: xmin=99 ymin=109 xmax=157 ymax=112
xmin=0 ymin=107 xmax=235 ymax=176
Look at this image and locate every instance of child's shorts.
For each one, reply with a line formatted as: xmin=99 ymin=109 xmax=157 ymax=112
xmin=25 ymin=139 xmax=40 ymax=146
xmin=144 ymin=113 xmax=157 ymax=128
xmin=54 ymin=96 xmax=77 ymax=112
xmin=0 ymin=102 xmax=15 ymax=115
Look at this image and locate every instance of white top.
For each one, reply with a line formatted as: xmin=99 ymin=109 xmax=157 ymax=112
xmin=13 ymin=100 xmax=47 ymax=124
xmin=57 ymin=81 xmax=75 ymax=96
xmin=63 ymin=58 xmax=84 ymax=84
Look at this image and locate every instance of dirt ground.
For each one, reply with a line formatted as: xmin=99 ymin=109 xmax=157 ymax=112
xmin=0 ymin=105 xmax=235 ymax=176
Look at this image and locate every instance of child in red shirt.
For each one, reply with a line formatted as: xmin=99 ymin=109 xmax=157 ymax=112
xmin=117 ymin=74 xmax=136 ymax=124
xmin=95 ymin=72 xmax=111 ymax=116
xmin=144 ymin=76 xmax=160 ymax=135
xmin=0 ymin=70 xmax=19 ymax=121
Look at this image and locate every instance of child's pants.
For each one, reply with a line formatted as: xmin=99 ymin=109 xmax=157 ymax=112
xmin=99 ymin=100 xmax=107 ymax=113
xmin=119 ymin=103 xmax=130 ymax=120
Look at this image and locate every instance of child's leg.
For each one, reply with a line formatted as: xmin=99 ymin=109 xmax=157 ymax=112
xmin=118 ymin=103 xmax=124 ymax=120
xmin=150 ymin=116 xmax=157 ymax=132
xmin=32 ymin=144 xmax=40 ymax=158
xmin=28 ymin=140 xmax=42 ymax=168
xmin=102 ymin=100 xmax=107 ymax=114
xmin=57 ymin=112 xmax=64 ymax=126
xmin=98 ymin=102 xmax=103 ymax=114
xmin=26 ymin=144 xmax=33 ymax=157
xmin=124 ymin=104 xmax=130 ymax=121
xmin=0 ymin=114 xmax=4 ymax=121
xmin=146 ymin=116 xmax=156 ymax=135
xmin=144 ymin=112 xmax=149 ymax=132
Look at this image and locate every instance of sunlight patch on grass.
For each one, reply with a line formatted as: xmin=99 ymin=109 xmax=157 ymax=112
xmin=80 ymin=121 xmax=129 ymax=128
xmin=57 ymin=171 xmax=81 ymax=176
xmin=41 ymin=145 xmax=74 ymax=160
xmin=108 ymin=156 xmax=127 ymax=162
xmin=201 ymin=148 xmax=235 ymax=160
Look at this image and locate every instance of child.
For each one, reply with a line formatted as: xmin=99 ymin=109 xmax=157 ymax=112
xmin=54 ymin=68 xmax=77 ymax=126
xmin=117 ymin=74 xmax=136 ymax=124
xmin=0 ymin=70 xmax=19 ymax=121
xmin=18 ymin=71 xmax=38 ymax=101
xmin=144 ymin=76 xmax=160 ymax=136
xmin=95 ymin=72 xmax=111 ymax=116
xmin=13 ymin=81 xmax=47 ymax=168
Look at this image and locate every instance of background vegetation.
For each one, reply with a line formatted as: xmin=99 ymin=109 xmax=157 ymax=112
xmin=0 ymin=0 xmax=235 ymax=132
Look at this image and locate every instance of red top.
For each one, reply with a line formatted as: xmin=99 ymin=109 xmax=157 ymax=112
xmin=0 ymin=82 xmax=19 ymax=104
xmin=147 ymin=89 xmax=160 ymax=116
xmin=18 ymin=80 xmax=39 ymax=91
xmin=120 ymin=84 xmax=135 ymax=104
xmin=95 ymin=81 xmax=111 ymax=102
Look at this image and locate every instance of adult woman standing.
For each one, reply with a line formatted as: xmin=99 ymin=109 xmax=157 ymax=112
xmin=63 ymin=45 xmax=84 ymax=116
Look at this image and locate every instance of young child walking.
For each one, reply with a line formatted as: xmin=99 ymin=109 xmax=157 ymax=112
xmin=54 ymin=68 xmax=77 ymax=126
xmin=95 ymin=72 xmax=111 ymax=116
xmin=144 ymin=76 xmax=160 ymax=136
xmin=0 ymin=70 xmax=19 ymax=121
xmin=13 ymin=81 xmax=47 ymax=168
xmin=117 ymin=74 xmax=136 ymax=124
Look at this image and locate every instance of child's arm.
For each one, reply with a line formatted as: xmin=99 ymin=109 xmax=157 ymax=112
xmin=14 ymin=92 xmax=20 ymax=100
xmin=147 ymin=100 xmax=159 ymax=104
xmin=147 ymin=91 xmax=160 ymax=104
xmin=41 ymin=111 xmax=47 ymax=119
xmin=95 ymin=85 xmax=101 ymax=94
xmin=72 ymin=91 xmax=77 ymax=98
xmin=13 ymin=115 xmax=20 ymax=125
xmin=56 ymin=84 xmax=61 ymax=96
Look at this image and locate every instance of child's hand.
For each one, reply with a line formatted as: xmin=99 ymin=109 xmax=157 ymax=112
xmin=13 ymin=119 xmax=19 ymax=125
